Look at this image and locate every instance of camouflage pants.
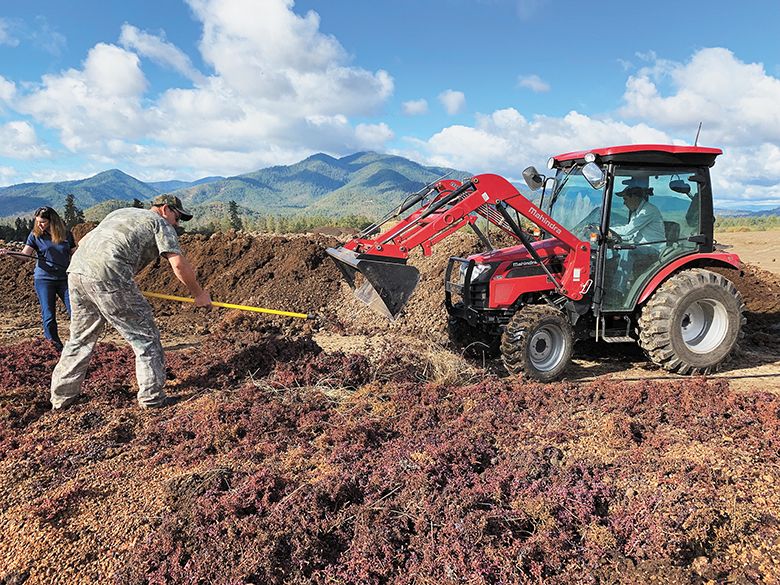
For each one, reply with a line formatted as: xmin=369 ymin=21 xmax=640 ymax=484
xmin=50 ymin=273 xmax=166 ymax=409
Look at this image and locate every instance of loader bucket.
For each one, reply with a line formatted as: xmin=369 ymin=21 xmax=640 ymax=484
xmin=326 ymin=247 xmax=420 ymax=320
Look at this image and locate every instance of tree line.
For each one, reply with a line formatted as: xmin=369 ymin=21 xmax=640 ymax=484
xmin=189 ymin=209 xmax=374 ymax=235
xmin=0 ymin=194 xmax=86 ymax=242
xmin=1 ymin=194 xmax=374 ymax=241
xmin=714 ymin=214 xmax=780 ymax=232
xmin=4 ymin=191 xmax=778 ymax=241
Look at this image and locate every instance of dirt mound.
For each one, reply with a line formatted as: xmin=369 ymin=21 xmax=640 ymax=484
xmin=71 ymin=222 xmax=98 ymax=243
xmin=4 ymin=228 xmax=780 ymax=354
xmin=715 ymin=264 xmax=780 ymax=351
xmin=135 ymin=231 xmax=345 ymax=337
xmin=0 ymin=250 xmax=38 ymax=312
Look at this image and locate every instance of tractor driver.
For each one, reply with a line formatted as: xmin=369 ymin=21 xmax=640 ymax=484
xmin=610 ymin=185 xmax=666 ymax=286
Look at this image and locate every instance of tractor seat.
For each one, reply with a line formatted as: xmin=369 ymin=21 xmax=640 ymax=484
xmin=659 ymin=221 xmax=681 ymax=263
xmin=664 ymin=221 xmax=680 ymax=244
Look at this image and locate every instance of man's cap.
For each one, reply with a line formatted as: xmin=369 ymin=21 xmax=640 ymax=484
xmin=151 ymin=194 xmax=193 ymax=221
xmin=616 ymin=178 xmax=652 ymax=198
xmin=616 ymin=186 xmax=649 ymax=198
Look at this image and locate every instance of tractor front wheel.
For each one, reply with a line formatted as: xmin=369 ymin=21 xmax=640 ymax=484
xmin=501 ymin=305 xmax=573 ymax=382
xmin=638 ymin=269 xmax=745 ymax=375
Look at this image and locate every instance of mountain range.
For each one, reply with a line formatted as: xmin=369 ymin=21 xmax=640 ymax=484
xmin=0 ymin=152 xmax=468 ymax=221
xmin=1 ymin=152 xmax=776 ymax=221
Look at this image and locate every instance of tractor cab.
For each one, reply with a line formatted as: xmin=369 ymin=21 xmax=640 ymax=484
xmin=533 ymin=145 xmax=718 ymax=314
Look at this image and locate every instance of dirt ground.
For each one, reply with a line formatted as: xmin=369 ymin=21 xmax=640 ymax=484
xmin=716 ymin=228 xmax=780 ymax=276
xmin=1 ymin=227 xmax=779 ymax=584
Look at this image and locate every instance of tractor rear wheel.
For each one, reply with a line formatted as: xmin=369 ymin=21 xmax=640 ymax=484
xmin=638 ymin=269 xmax=745 ymax=375
xmin=501 ymin=305 xmax=573 ymax=382
xmin=448 ymin=317 xmax=501 ymax=358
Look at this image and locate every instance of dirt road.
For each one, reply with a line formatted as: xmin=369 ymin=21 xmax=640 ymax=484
xmin=716 ymin=228 xmax=780 ymax=276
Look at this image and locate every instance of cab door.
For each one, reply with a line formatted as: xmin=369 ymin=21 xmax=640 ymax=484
xmin=602 ymin=167 xmax=702 ymax=311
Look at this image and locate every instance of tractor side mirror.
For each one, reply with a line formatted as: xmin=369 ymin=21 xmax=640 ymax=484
xmin=522 ymin=166 xmax=545 ymax=191
xmin=669 ymin=179 xmax=691 ymax=195
xmin=582 ymin=162 xmax=606 ymax=189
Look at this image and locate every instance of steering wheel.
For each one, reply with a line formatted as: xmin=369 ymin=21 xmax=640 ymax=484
xmin=607 ymin=228 xmax=623 ymax=244
xmin=579 ymin=223 xmax=600 ymax=239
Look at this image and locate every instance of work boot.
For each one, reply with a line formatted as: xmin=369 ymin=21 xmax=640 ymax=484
xmin=51 ymin=394 xmax=87 ymax=411
xmin=140 ymin=396 xmax=181 ymax=409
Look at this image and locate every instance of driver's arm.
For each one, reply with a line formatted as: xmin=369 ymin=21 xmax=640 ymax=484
xmin=612 ymin=208 xmax=654 ymax=240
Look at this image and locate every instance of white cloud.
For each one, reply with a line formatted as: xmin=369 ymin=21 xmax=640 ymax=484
xmin=18 ymin=43 xmax=149 ymax=151
xmin=403 ymin=48 xmax=780 ymax=206
xmin=517 ymin=74 xmax=550 ymax=93
xmin=355 ymin=122 xmax=394 ymax=149
xmin=119 ymin=24 xmax=207 ymax=85
xmin=403 ymin=108 xmax=670 ymax=177
xmin=119 ymin=142 xmax=320 ymax=180
xmin=16 ymin=167 xmax=94 ymax=185
xmin=439 ymin=89 xmax=465 ymax=115
xmin=0 ymin=18 xmax=19 ymax=47
xmin=620 ymin=48 xmax=780 ymax=145
xmin=8 ymin=0 xmax=395 ymax=174
xmin=402 ymin=99 xmax=428 ymax=116
xmin=0 ymin=75 xmax=16 ymax=103
xmin=185 ymin=0 xmax=392 ymax=114
xmin=0 ymin=166 xmax=17 ymax=186
xmin=136 ymin=0 xmax=394 ymax=161
xmin=0 ymin=121 xmax=50 ymax=158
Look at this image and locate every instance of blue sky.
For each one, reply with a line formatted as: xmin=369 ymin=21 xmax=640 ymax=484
xmin=1 ymin=0 xmax=779 ymax=208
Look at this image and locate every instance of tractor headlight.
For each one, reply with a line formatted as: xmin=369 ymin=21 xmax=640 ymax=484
xmin=458 ymin=262 xmax=491 ymax=285
xmin=458 ymin=262 xmax=468 ymax=285
xmin=469 ymin=263 xmax=491 ymax=283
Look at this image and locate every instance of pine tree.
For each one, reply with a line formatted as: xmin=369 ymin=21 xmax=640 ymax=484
xmin=227 ymin=200 xmax=243 ymax=231
xmin=63 ymin=193 xmax=85 ymax=229
xmin=14 ymin=217 xmax=26 ymax=241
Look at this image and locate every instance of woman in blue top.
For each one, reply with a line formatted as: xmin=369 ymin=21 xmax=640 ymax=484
xmin=0 ymin=206 xmax=77 ymax=350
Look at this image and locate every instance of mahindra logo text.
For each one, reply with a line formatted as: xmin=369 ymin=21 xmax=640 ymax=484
xmin=528 ymin=207 xmax=562 ymax=235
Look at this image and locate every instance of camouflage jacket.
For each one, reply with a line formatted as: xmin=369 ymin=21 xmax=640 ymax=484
xmin=68 ymin=208 xmax=182 ymax=283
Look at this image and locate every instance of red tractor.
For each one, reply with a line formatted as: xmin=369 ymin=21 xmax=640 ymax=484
xmin=326 ymin=144 xmax=745 ymax=381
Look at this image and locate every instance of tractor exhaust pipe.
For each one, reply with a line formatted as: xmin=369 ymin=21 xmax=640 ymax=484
xmin=326 ymin=247 xmax=420 ymax=320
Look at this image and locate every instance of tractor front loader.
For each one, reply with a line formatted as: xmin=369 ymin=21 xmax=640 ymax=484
xmin=327 ymin=144 xmax=745 ymax=381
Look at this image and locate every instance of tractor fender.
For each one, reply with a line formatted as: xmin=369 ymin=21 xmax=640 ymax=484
xmin=637 ymin=252 xmax=742 ymax=305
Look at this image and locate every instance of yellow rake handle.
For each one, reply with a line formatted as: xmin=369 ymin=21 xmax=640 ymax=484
xmin=142 ymin=291 xmax=312 ymax=320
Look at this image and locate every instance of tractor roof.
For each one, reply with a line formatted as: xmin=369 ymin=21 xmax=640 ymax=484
xmin=552 ymin=144 xmax=722 ymax=168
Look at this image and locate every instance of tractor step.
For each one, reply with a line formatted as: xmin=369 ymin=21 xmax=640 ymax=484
xmin=602 ymin=335 xmax=634 ymax=343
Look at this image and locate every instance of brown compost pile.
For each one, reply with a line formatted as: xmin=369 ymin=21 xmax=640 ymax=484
xmin=1 ymin=227 xmax=779 ymax=584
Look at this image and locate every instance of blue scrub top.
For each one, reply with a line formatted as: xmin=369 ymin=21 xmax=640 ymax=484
xmin=25 ymin=231 xmax=76 ymax=280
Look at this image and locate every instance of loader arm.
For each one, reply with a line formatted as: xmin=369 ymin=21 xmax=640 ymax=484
xmin=327 ymin=173 xmax=591 ymax=318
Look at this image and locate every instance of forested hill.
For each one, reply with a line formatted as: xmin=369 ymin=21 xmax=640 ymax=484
xmin=159 ymin=151 xmax=468 ymax=217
